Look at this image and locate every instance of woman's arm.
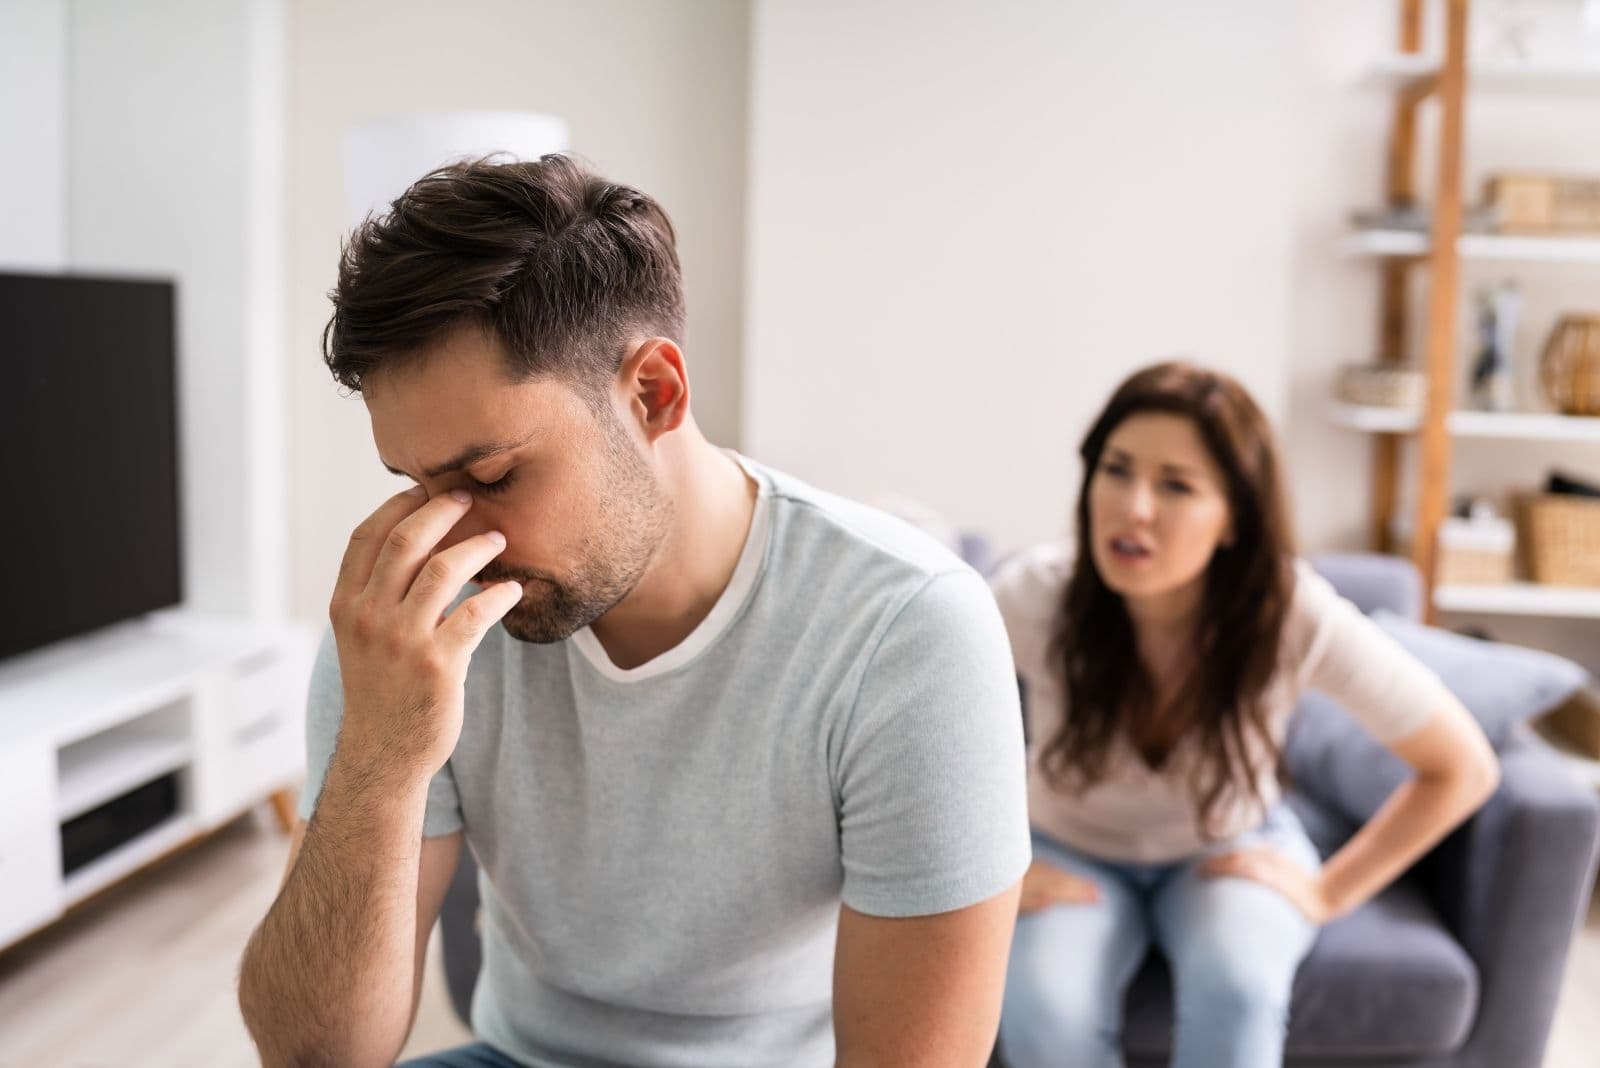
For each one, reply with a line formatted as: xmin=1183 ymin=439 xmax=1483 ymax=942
xmin=1206 ymin=699 xmax=1499 ymax=923
xmin=1313 ymin=699 xmax=1498 ymax=920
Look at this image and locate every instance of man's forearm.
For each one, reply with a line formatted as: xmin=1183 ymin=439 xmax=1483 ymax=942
xmin=239 ymin=744 xmax=430 ymax=1068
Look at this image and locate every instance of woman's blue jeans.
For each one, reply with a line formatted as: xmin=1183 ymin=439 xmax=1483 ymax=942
xmin=1000 ymin=804 xmax=1322 ymax=1068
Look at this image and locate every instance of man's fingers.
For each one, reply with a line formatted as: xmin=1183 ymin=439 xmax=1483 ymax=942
xmin=332 ymin=486 xmax=428 ymax=609
xmin=367 ymin=490 xmax=476 ymax=603
xmin=437 ymin=580 xmax=524 ymax=655
xmin=408 ymin=531 xmax=510 ymax=623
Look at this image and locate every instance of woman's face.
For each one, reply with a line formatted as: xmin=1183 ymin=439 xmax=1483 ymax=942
xmin=1087 ymin=412 xmax=1234 ymax=607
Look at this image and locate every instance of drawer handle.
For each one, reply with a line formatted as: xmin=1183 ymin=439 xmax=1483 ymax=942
xmin=235 ymin=710 xmax=284 ymax=746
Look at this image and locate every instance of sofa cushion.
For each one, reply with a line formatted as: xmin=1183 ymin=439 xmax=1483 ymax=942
xmin=1370 ymin=610 xmax=1588 ymax=746
xmin=1121 ymin=879 xmax=1478 ymax=1061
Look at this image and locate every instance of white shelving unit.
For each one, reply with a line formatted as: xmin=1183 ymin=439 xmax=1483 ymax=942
xmin=57 ymin=731 xmax=193 ymax=822
xmin=1433 ymin=582 xmax=1600 ymax=618
xmin=60 ymin=814 xmax=201 ymax=904
xmin=1330 ymin=404 xmax=1600 ymax=441
xmin=1344 ymin=229 xmax=1600 ymax=264
xmin=1336 ymin=8 xmax=1600 ymax=629
xmin=1331 ymin=403 xmax=1600 ymax=620
xmin=0 ymin=612 xmax=315 ymax=950
xmin=1362 ymin=54 xmax=1600 ymax=95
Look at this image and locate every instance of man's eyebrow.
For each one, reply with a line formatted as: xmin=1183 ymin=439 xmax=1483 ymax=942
xmin=381 ymin=431 xmax=538 ymax=480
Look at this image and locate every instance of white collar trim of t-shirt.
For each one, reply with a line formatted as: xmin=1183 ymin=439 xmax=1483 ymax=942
xmin=570 ymin=452 xmax=772 ymax=684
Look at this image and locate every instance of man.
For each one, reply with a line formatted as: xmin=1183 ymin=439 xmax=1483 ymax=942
xmin=238 ymin=155 xmax=1029 ymax=1068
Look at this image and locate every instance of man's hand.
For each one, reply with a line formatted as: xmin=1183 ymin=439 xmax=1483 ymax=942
xmin=1018 ymin=858 xmax=1101 ymax=914
xmin=328 ymin=486 xmax=523 ymax=776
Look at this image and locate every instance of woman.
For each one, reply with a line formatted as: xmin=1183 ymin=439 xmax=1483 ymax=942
xmin=993 ymin=362 xmax=1499 ymax=1068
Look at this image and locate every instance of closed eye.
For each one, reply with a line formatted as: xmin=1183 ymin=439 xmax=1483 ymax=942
xmin=471 ymin=470 xmax=516 ymax=496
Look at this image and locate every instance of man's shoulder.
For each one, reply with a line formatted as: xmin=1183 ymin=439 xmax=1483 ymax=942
xmin=754 ymin=461 xmax=974 ymax=595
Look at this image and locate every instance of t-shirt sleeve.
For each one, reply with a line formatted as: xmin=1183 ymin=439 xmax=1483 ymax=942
xmin=835 ymin=569 xmax=1032 ymax=918
xmin=1292 ymin=564 xmax=1457 ymax=745
xmin=297 ymin=625 xmax=465 ymax=838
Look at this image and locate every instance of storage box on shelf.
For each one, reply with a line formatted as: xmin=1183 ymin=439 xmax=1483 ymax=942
xmin=1485 ymin=173 xmax=1600 ymax=235
xmin=1336 ymin=3 xmax=1600 ymax=629
xmin=0 ymin=612 xmax=314 ymax=951
xmin=1436 ymin=514 xmax=1516 ymax=587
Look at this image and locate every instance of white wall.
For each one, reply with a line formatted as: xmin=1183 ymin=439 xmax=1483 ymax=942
xmin=285 ymin=0 xmax=750 ymax=622
xmin=0 ymin=0 xmax=67 ymax=270
xmin=744 ymin=0 xmax=1300 ymax=556
xmin=68 ymin=0 xmax=289 ymax=619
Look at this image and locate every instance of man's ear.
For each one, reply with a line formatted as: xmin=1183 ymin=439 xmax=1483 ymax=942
xmin=618 ymin=337 xmax=690 ymax=442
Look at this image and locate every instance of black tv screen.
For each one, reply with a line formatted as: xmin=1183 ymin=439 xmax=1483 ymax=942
xmin=0 ymin=273 xmax=183 ymax=660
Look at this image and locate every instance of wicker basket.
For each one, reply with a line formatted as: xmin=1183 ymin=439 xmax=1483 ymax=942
xmin=1541 ymin=315 xmax=1600 ymax=416
xmin=1336 ymin=364 xmax=1426 ymax=411
xmin=1522 ymin=493 xmax=1600 ymax=586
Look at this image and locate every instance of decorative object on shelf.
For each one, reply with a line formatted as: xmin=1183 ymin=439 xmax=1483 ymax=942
xmin=1522 ymin=483 xmax=1600 ymax=586
xmin=1437 ymin=499 xmax=1517 ymax=587
xmin=1540 ymin=314 xmax=1600 ymax=415
xmin=1336 ymin=363 xmax=1426 ymax=412
xmin=1549 ymin=469 xmax=1600 ymax=498
xmin=1469 ymin=280 xmax=1521 ymax=412
xmin=1483 ymin=173 xmax=1600 ymax=234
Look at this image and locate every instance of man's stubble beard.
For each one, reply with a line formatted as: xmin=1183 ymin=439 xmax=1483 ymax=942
xmin=483 ymin=421 xmax=672 ymax=644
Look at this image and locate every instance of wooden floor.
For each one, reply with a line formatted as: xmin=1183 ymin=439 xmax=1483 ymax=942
xmin=0 ymin=811 xmax=1595 ymax=1067
xmin=0 ymin=812 xmax=470 ymax=1067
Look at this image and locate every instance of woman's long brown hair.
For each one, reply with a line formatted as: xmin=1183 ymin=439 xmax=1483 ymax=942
xmin=1043 ymin=362 xmax=1296 ymax=838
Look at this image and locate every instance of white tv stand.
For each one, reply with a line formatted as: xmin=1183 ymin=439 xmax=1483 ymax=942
xmin=0 ymin=611 xmax=315 ymax=951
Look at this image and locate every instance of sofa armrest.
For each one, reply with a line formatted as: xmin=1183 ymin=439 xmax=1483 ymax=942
xmin=1419 ymin=726 xmax=1599 ymax=1068
xmin=439 ymin=844 xmax=483 ymax=1027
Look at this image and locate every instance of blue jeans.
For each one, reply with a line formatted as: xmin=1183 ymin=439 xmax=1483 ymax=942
xmin=1000 ymin=804 xmax=1322 ymax=1068
xmin=398 ymin=1043 xmax=525 ymax=1068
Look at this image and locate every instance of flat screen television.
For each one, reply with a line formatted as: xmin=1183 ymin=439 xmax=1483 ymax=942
xmin=0 ymin=272 xmax=183 ymax=660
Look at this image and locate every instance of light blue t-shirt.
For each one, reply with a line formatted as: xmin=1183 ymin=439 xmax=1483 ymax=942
xmin=299 ymin=458 xmax=1030 ymax=1067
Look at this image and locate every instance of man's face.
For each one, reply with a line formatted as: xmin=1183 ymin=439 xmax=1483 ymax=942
xmin=364 ymin=325 xmax=671 ymax=643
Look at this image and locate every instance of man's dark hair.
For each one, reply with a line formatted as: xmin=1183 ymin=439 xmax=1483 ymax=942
xmin=322 ymin=153 xmax=685 ymax=396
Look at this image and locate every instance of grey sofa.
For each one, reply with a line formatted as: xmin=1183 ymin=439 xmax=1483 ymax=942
xmin=437 ymin=553 xmax=1599 ymax=1068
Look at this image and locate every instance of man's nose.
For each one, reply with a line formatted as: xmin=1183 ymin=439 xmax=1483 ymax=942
xmin=436 ymin=507 xmax=490 ymax=554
